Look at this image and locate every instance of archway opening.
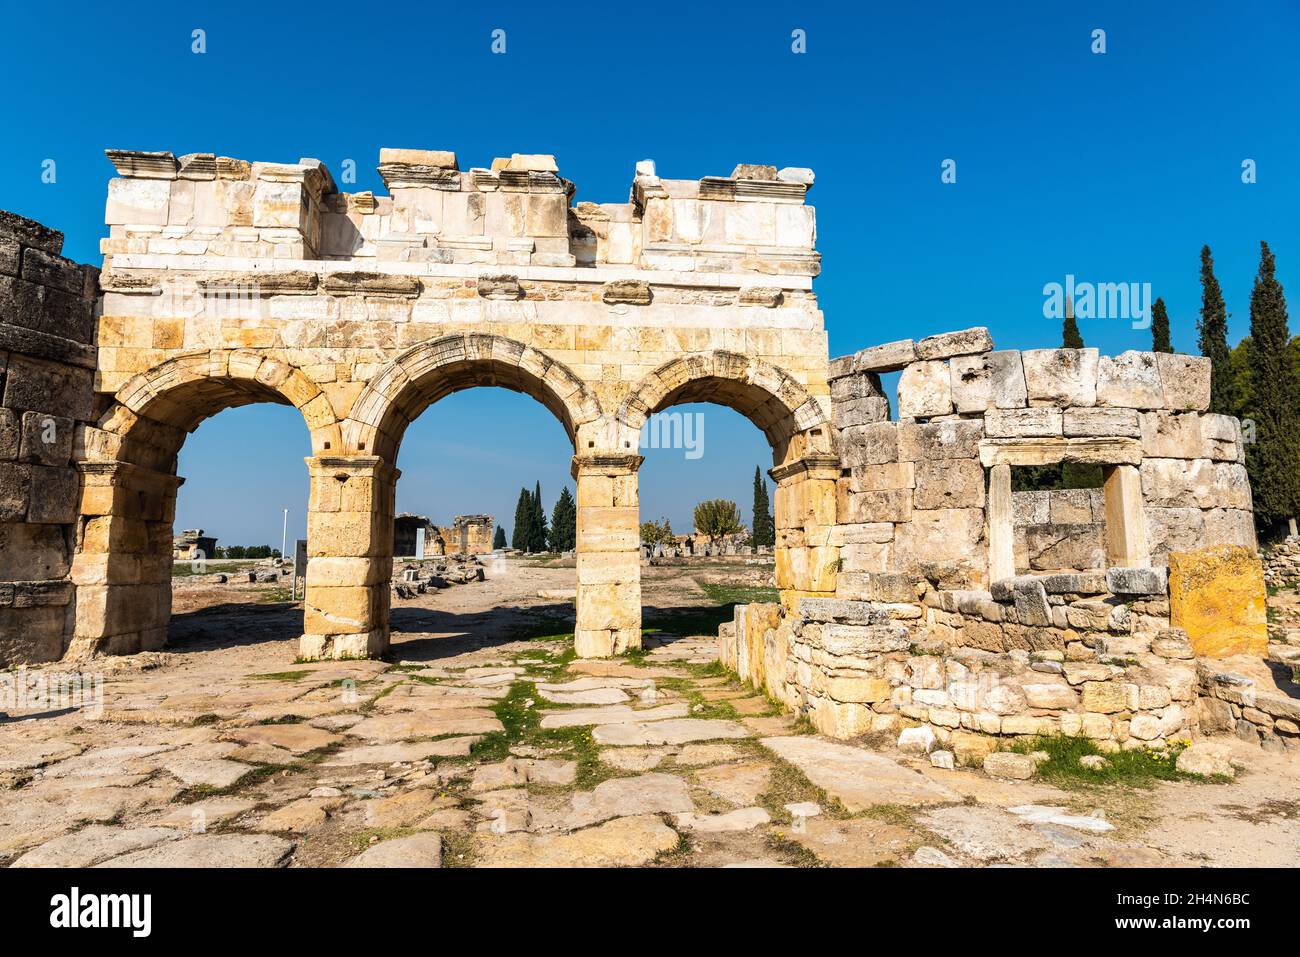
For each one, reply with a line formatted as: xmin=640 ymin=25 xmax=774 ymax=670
xmin=384 ymin=385 xmax=580 ymax=661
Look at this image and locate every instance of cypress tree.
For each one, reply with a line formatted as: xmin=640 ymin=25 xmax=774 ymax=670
xmin=1198 ymin=245 xmax=1236 ymax=414
xmin=1062 ymin=296 xmax=1084 ymax=348
xmin=1150 ymin=297 xmax=1174 ymax=353
xmin=531 ymin=481 xmax=548 ymax=552
xmin=1245 ymin=241 xmax=1300 ymax=531
xmin=549 ymin=486 xmax=576 ymax=552
xmin=751 ymin=466 xmax=773 ymax=547
xmin=511 ymin=487 xmax=531 ymax=550
xmin=493 ymin=524 xmax=506 ymax=550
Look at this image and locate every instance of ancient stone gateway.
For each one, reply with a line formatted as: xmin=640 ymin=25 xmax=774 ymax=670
xmin=76 ymin=149 xmax=834 ymax=661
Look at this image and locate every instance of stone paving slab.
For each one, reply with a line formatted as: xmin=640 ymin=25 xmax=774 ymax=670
xmin=474 ymin=815 xmax=679 ymax=867
xmin=97 ymin=833 xmax=296 ymax=868
xmin=593 ymin=718 xmax=751 ymax=746
xmin=222 ymin=724 xmax=342 ymax=754
xmin=760 ymin=736 xmax=960 ymax=812
xmin=346 ymin=709 xmax=503 ymax=741
xmin=539 ymin=703 xmax=688 ymax=729
xmin=321 ymin=737 xmax=481 ymax=766
xmin=11 ymin=825 xmax=181 ymax=867
xmin=344 ymin=833 xmax=442 ymax=868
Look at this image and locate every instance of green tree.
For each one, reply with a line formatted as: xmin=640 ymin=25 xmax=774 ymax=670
xmin=1244 ymin=241 xmax=1300 ymax=532
xmin=492 ymin=524 xmax=507 ymax=550
xmin=1150 ymin=296 xmax=1174 ymax=353
xmin=511 ymin=487 xmax=531 ymax=550
xmin=693 ymin=499 xmax=744 ymax=544
xmin=530 ymin=481 xmax=548 ymax=552
xmin=548 ymin=486 xmax=576 ymax=552
xmin=1062 ymin=302 xmax=1085 ymax=349
xmin=226 ymin=545 xmax=246 ymax=559
xmin=640 ymin=517 xmax=675 ymax=547
xmin=750 ymin=466 xmax=773 ymax=548
xmin=1198 ymin=245 xmax=1236 ymax=414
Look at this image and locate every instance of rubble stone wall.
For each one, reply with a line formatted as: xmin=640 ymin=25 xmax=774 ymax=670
xmin=0 ymin=211 xmax=100 ymax=664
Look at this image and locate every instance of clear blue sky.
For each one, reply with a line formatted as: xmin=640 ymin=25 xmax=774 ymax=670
xmin=2 ymin=1 xmax=1296 ymax=546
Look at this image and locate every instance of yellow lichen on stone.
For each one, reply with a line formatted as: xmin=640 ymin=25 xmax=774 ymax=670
xmin=1168 ymin=544 xmax=1267 ymax=658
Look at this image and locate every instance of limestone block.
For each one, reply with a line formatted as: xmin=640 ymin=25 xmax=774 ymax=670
xmin=839 ymin=422 xmax=899 ymax=467
xmin=985 ymin=407 xmax=1063 ymax=437
xmin=105 ymin=178 xmax=171 ymax=226
xmin=1145 ymin=507 xmax=1206 ymax=563
xmin=1156 ymin=353 xmax=1211 ymax=411
xmin=835 ymin=571 xmax=916 ymax=603
xmin=1012 ymin=490 xmax=1050 ymax=525
xmin=1105 ymin=565 xmax=1166 ymax=595
xmin=1199 ymin=413 xmax=1244 ymax=462
xmin=897 ymin=420 xmax=984 ymax=462
xmin=2 ymin=355 xmax=94 ymax=420
xmin=1063 ymin=407 xmax=1140 ymax=438
xmin=913 ymin=459 xmax=985 ymax=510
xmin=852 ymin=339 xmax=916 ymax=373
xmin=824 ymin=676 xmax=891 ymax=703
xmin=844 ymin=462 xmax=914 ymax=492
xmin=0 ymin=409 xmax=19 ymax=459
xmin=1022 ymin=349 xmax=1099 ymax=407
xmin=1096 ymin=351 xmax=1163 ymax=408
xmin=987 ymin=351 xmax=1028 ymax=409
xmin=949 ymin=353 xmax=994 ymax=413
xmin=17 ymin=412 xmax=73 ymax=466
xmin=1168 ymin=545 xmax=1266 ymax=657
xmin=1011 ymin=577 xmax=1051 ymax=626
xmin=893 ymin=509 xmax=985 ymax=583
xmin=1139 ymin=411 xmax=1203 ymax=459
xmin=1140 ymin=458 xmax=1251 ymax=510
xmin=840 ymin=487 xmax=911 ymax=524
xmin=818 ymin=623 xmax=910 ymax=655
xmin=915 ymin=327 xmax=992 ymax=360
xmin=898 ymin=360 xmax=953 ymax=418
xmin=1081 ymin=681 xmax=1126 ymax=713
xmin=1202 ymin=508 xmax=1256 ymax=550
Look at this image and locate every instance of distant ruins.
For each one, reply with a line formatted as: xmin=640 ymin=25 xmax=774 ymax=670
xmin=0 ymin=142 xmax=1270 ymax=712
xmin=393 ymin=513 xmax=493 ymax=557
xmin=172 ymin=528 xmax=217 ymax=561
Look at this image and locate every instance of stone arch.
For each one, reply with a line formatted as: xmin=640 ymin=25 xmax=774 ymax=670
xmin=343 ymin=334 xmax=603 ymax=462
xmin=617 ymin=351 xmax=840 ymax=614
xmin=69 ymin=349 xmax=337 ymax=660
xmin=93 ymin=349 xmax=340 ymax=470
xmin=617 ymin=351 xmax=833 ymax=465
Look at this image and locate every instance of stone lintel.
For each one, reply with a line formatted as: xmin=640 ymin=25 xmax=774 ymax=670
xmin=79 ymin=460 xmax=185 ymax=492
xmin=196 ymin=271 xmax=320 ymax=296
xmin=978 ymin=437 xmax=1142 ymax=468
xmin=378 ymin=164 xmax=462 ymax=192
xmin=770 ymin=454 xmax=841 ymax=484
xmin=105 ymin=149 xmax=178 ymax=179
xmin=321 ymin=272 xmax=422 ymax=298
xmin=571 ymin=454 xmax=643 ymax=478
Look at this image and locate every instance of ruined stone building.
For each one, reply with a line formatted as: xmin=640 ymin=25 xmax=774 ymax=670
xmin=393 ymin=513 xmax=493 ymax=556
xmin=0 ymin=140 xmax=1268 ymax=739
xmin=172 ymin=528 xmax=217 ymax=561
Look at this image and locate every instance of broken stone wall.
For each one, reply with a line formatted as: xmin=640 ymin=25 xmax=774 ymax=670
xmin=828 ymin=330 xmax=1255 ymax=599
xmin=0 ymin=211 xmax=99 ymax=664
xmin=722 ymin=597 xmax=1200 ymax=752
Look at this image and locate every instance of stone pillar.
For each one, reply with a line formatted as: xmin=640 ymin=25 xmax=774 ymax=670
xmin=301 ymin=455 xmax=397 ymax=660
xmin=986 ymin=463 xmax=1015 ymax=583
xmin=573 ymin=453 xmax=642 ymax=657
xmin=1103 ymin=464 xmax=1149 ymax=568
xmin=772 ymin=454 xmax=840 ymax=614
xmin=68 ymin=461 xmax=182 ymax=659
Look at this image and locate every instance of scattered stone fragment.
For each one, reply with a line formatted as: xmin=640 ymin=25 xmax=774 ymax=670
xmin=898 ymin=725 xmax=937 ymax=755
xmin=1008 ymin=804 xmax=1114 ymax=834
xmin=983 ymin=751 xmax=1038 ymax=781
xmin=1175 ymin=742 xmax=1236 ymax=778
xmin=930 ymin=750 xmax=955 ymax=769
xmin=344 ymin=833 xmax=442 ymax=868
xmin=1079 ymin=755 xmax=1108 ymax=770
xmin=784 ymin=801 xmax=822 ymax=820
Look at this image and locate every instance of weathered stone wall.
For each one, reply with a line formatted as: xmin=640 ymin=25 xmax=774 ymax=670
xmin=0 ymin=211 xmax=100 ymax=664
xmin=829 ymin=329 xmax=1254 ymax=597
xmin=720 ymin=597 xmax=1199 ymax=751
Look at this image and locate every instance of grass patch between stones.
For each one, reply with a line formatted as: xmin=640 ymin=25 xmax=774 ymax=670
xmin=1004 ymin=734 xmax=1209 ymax=789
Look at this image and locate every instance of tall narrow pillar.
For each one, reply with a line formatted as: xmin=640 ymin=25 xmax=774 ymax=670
xmin=573 ymin=453 xmax=642 ymax=657
xmin=986 ymin=463 xmax=1015 ymax=583
xmin=301 ymin=455 xmax=397 ymax=660
xmin=771 ymin=454 xmax=840 ymax=614
xmin=1103 ymin=464 xmax=1150 ymax=568
xmin=68 ymin=461 xmax=182 ymax=659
